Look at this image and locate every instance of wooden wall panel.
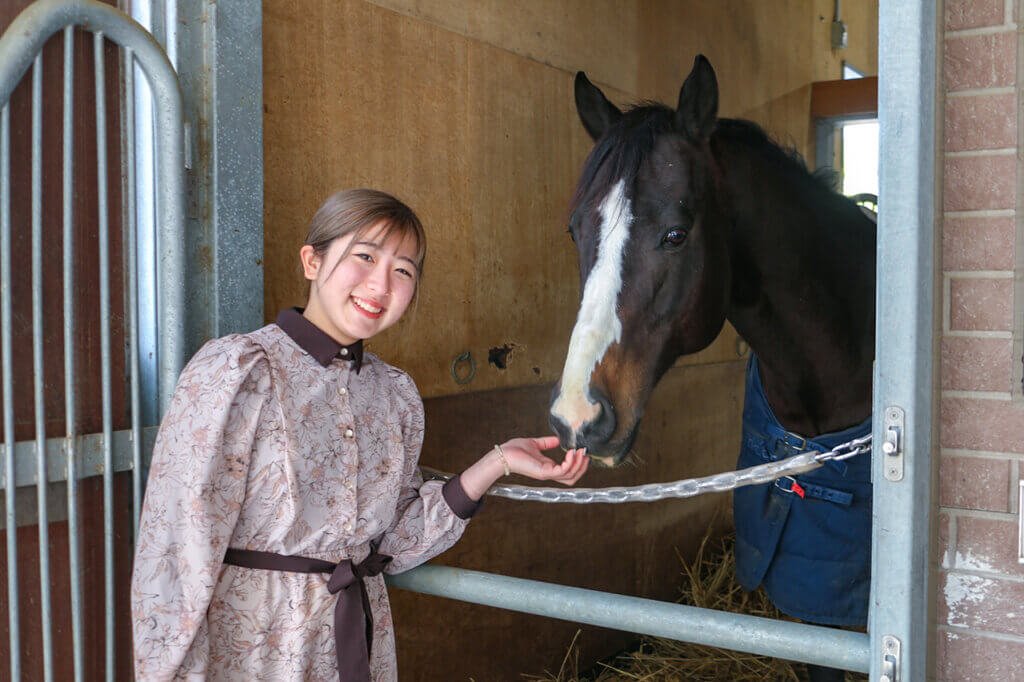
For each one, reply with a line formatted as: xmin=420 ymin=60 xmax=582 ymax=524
xmin=392 ymin=359 xmax=744 ymax=680
xmin=264 ymin=0 xmax=757 ymax=398
xmin=365 ymin=0 xmax=642 ymax=95
xmin=812 ymin=0 xmax=879 ymax=81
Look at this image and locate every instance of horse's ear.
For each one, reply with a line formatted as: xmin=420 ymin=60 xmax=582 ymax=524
xmin=574 ymin=71 xmax=622 ymax=141
xmin=675 ymin=55 xmax=718 ymax=143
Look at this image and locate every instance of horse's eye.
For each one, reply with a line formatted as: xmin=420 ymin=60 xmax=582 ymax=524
xmin=663 ymin=227 xmax=688 ymax=246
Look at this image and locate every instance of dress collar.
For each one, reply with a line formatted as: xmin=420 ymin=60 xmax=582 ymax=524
xmin=275 ymin=308 xmax=364 ymax=371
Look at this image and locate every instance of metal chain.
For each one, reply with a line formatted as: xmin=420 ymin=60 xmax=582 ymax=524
xmin=421 ymin=434 xmax=871 ymax=504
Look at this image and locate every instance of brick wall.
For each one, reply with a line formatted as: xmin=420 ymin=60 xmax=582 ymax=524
xmin=938 ymin=1 xmax=1024 ymax=679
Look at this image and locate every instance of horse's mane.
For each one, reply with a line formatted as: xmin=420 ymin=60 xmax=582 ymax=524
xmin=569 ymin=105 xmax=840 ymax=219
xmin=715 ymin=118 xmax=840 ymax=192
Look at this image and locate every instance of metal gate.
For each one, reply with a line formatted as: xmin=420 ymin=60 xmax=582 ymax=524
xmin=0 ymin=1 xmax=933 ymax=681
xmin=0 ymin=0 xmax=184 ymax=679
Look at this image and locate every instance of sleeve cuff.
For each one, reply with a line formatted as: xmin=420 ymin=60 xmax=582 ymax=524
xmin=442 ymin=475 xmax=483 ymax=520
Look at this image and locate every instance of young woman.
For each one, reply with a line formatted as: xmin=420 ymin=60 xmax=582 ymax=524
xmin=130 ymin=189 xmax=588 ymax=681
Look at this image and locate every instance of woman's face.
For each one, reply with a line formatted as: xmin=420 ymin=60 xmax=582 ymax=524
xmin=302 ymin=221 xmax=420 ymax=345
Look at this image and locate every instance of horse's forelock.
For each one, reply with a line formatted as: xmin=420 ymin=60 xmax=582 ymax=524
xmin=569 ymin=105 xmax=677 ymax=221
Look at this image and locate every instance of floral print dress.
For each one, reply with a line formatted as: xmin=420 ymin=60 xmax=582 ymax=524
xmin=131 ymin=310 xmax=478 ymax=681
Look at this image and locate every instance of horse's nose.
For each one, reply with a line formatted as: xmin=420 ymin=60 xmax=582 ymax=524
xmin=580 ymin=387 xmax=616 ymax=447
xmin=548 ymin=384 xmax=617 ymax=450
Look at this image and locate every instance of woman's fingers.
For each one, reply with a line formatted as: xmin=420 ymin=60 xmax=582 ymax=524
xmin=549 ymin=448 xmax=588 ymax=485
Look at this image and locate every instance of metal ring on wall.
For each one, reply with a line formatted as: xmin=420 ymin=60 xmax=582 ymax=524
xmin=451 ymin=351 xmax=475 ymax=384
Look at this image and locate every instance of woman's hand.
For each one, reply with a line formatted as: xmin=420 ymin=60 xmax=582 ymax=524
xmin=498 ymin=436 xmax=588 ymax=486
xmin=458 ymin=436 xmax=589 ymax=501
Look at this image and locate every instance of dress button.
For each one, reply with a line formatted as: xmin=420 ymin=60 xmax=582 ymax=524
xmin=340 ymin=348 xmax=349 ymax=356
xmin=343 ymin=522 xmax=352 ymax=532
xmin=344 ymin=428 xmax=354 ymax=438
xmin=344 ymin=480 xmax=354 ymax=489
xmin=339 ymin=387 xmax=348 ymax=396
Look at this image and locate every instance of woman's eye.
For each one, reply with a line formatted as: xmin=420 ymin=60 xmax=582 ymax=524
xmin=396 ymin=267 xmax=413 ymax=278
xmin=662 ymin=228 xmax=688 ymax=246
xmin=356 ymin=253 xmax=374 ymax=263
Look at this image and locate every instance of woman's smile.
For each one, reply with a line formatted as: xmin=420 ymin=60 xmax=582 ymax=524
xmin=351 ymin=295 xmax=386 ymax=318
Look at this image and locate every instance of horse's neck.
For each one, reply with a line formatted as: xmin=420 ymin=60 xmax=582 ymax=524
xmin=718 ymin=142 xmax=876 ymax=436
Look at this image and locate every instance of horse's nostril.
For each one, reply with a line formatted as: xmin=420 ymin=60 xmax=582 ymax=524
xmin=581 ymin=388 xmax=617 ymax=445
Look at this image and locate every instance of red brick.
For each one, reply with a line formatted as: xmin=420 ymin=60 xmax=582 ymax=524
xmin=941 ymin=337 xmax=1015 ymax=392
xmin=945 ymin=93 xmax=1016 ymax=151
xmin=938 ymin=512 xmax=953 ymax=567
xmin=938 ymin=570 xmax=1024 ymax=635
xmin=939 ymin=455 xmax=1011 ymax=510
xmin=952 ymin=515 xmax=1024 ymax=576
xmin=949 ymin=278 xmax=1014 ymax=331
xmin=943 ymin=215 xmax=1015 ymax=270
xmin=943 ymin=155 xmax=1016 ymax=211
xmin=936 ymin=629 xmax=1024 ymax=680
xmin=944 ymin=32 xmax=1016 ymax=91
xmin=946 ymin=0 xmax=1007 ymax=30
xmin=941 ymin=397 xmax=1024 ymax=453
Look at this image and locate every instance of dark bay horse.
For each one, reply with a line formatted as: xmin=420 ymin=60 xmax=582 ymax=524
xmin=548 ymin=56 xmax=875 ymax=681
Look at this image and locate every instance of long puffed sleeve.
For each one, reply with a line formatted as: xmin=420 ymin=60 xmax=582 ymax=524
xmin=378 ymin=370 xmax=481 ymax=573
xmin=130 ymin=336 xmax=271 ymax=680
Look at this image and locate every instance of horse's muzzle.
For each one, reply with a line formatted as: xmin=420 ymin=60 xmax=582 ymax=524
xmin=548 ymin=384 xmax=617 ymax=453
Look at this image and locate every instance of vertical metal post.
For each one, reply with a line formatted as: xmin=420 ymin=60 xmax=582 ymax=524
xmin=125 ymin=46 xmax=143 ymax=539
xmin=63 ymin=24 xmax=84 ymax=682
xmin=32 ymin=51 xmax=54 ymax=682
xmin=94 ymin=30 xmax=115 ymax=682
xmin=871 ymin=1 xmax=937 ymax=680
xmin=1 ymin=101 xmax=19 ymax=682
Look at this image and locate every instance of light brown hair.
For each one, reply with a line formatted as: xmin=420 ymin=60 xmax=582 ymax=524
xmin=304 ymin=188 xmax=426 ymax=292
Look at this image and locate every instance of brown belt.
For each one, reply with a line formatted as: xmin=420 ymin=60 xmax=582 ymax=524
xmin=223 ymin=547 xmax=392 ymax=682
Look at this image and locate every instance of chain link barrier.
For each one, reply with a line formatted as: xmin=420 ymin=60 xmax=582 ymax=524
xmin=421 ymin=434 xmax=872 ymax=504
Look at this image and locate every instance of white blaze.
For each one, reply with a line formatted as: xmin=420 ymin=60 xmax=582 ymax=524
xmin=551 ymin=180 xmax=632 ymax=435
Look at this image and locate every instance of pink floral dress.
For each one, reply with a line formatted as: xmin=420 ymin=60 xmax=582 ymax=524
xmin=131 ymin=310 xmax=478 ymax=680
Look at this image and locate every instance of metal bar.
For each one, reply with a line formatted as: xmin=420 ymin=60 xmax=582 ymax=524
xmin=870 ymin=1 xmax=937 ymax=680
xmin=32 ymin=51 xmax=55 ymax=682
xmin=94 ymin=29 xmax=115 ymax=681
xmin=124 ymin=46 xmax=143 ymax=540
xmin=1 ymin=101 xmax=20 ymax=682
xmin=63 ymin=24 xmax=84 ymax=682
xmin=0 ymin=427 xmax=157 ymax=491
xmin=387 ymin=565 xmax=871 ymax=673
xmin=1018 ymin=480 xmax=1024 ymax=564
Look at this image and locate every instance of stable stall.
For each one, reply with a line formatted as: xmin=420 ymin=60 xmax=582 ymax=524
xmin=0 ymin=1 xmax=984 ymax=681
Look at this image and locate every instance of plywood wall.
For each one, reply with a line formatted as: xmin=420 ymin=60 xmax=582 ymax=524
xmin=264 ymin=0 xmax=877 ymax=399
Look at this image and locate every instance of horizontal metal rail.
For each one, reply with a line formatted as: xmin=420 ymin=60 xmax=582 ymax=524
xmin=0 ymin=427 xmax=156 ymax=490
xmin=387 ymin=564 xmax=870 ymax=673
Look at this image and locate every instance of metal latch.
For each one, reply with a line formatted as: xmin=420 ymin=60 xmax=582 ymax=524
xmin=879 ymin=635 xmax=901 ymax=682
xmin=882 ymin=406 xmax=904 ymax=482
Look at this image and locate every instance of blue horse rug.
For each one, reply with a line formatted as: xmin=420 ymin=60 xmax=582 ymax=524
xmin=733 ymin=354 xmax=872 ymax=626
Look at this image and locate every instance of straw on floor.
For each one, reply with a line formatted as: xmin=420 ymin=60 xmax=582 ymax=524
xmin=525 ymin=531 xmax=868 ymax=681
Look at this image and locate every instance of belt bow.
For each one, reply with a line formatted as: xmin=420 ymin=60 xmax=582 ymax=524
xmin=223 ymin=547 xmax=393 ymax=682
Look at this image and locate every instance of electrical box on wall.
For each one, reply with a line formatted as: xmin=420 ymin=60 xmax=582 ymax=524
xmin=832 ymin=19 xmax=848 ymax=49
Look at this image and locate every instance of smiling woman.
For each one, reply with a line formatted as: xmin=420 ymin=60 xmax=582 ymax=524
xmin=129 ymin=187 xmax=588 ymax=681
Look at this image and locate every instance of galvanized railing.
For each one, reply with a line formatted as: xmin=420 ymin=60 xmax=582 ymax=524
xmin=0 ymin=1 xmax=185 ymax=679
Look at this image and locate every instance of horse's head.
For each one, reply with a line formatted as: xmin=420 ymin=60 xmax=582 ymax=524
xmin=549 ymin=56 xmax=731 ymax=466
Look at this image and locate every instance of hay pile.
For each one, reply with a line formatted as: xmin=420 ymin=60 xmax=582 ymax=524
xmin=526 ymin=532 xmax=867 ymax=681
